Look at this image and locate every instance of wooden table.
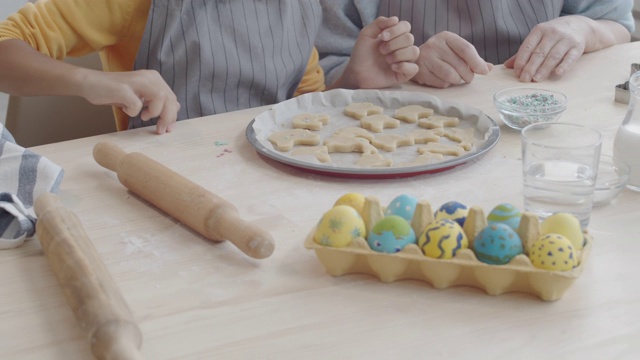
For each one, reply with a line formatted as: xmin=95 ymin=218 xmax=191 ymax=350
xmin=3 ymin=42 xmax=640 ymax=359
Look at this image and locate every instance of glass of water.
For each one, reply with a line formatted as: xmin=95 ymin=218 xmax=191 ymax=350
xmin=521 ymin=122 xmax=602 ymax=228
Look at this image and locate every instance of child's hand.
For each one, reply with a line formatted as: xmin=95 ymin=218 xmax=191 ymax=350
xmin=332 ymin=16 xmax=420 ymax=90
xmin=79 ymin=69 xmax=180 ymax=134
xmin=412 ymin=31 xmax=493 ymax=88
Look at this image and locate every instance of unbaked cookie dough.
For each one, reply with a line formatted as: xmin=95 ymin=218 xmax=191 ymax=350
xmin=268 ymin=129 xmax=321 ymax=151
xmin=266 ymin=101 xmax=479 ymax=169
xmin=344 ymin=102 xmax=384 ymax=119
xmin=291 ymin=113 xmax=330 ymax=130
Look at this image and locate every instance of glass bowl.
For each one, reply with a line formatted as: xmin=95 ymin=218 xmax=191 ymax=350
xmin=493 ymin=88 xmax=567 ymax=130
xmin=593 ymin=155 xmax=630 ymax=207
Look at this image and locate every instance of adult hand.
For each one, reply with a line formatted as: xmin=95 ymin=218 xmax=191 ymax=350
xmin=504 ymin=16 xmax=588 ymax=83
xmin=79 ymin=69 xmax=180 ymax=134
xmin=412 ymin=31 xmax=493 ymax=88
xmin=332 ymin=16 xmax=420 ymax=90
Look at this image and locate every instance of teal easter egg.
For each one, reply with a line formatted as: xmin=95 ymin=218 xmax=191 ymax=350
xmin=367 ymin=215 xmax=416 ymax=253
xmin=472 ymin=223 xmax=524 ymax=265
xmin=487 ymin=203 xmax=522 ymax=230
xmin=434 ymin=201 xmax=469 ymax=227
xmin=384 ymin=194 xmax=418 ymax=221
xmin=417 ymin=219 xmax=468 ymax=259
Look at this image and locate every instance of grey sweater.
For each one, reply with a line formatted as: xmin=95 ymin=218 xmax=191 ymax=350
xmin=317 ymin=0 xmax=634 ymax=84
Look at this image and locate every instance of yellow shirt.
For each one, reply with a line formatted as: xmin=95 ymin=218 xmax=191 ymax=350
xmin=0 ymin=0 xmax=325 ymax=131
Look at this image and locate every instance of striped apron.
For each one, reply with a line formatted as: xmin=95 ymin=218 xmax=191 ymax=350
xmin=378 ymin=0 xmax=562 ymax=64
xmin=130 ymin=0 xmax=321 ymax=128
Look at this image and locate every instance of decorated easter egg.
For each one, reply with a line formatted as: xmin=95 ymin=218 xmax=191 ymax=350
xmin=528 ymin=234 xmax=577 ymax=271
xmin=367 ymin=215 xmax=416 ymax=253
xmin=434 ymin=201 xmax=469 ymax=227
xmin=384 ymin=194 xmax=418 ymax=221
xmin=472 ymin=223 xmax=524 ymax=265
xmin=541 ymin=213 xmax=584 ymax=250
xmin=418 ymin=219 xmax=468 ymax=259
xmin=314 ymin=205 xmax=366 ymax=247
xmin=487 ymin=203 xmax=522 ymax=231
xmin=333 ymin=192 xmax=366 ymax=215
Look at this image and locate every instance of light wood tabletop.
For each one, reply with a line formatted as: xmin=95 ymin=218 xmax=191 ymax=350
xmin=3 ymin=41 xmax=640 ymax=359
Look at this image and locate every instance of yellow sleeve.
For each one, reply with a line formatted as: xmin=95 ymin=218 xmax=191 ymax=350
xmin=294 ymin=47 xmax=326 ymax=96
xmin=0 ymin=0 xmax=151 ymax=131
xmin=0 ymin=0 xmax=147 ymax=59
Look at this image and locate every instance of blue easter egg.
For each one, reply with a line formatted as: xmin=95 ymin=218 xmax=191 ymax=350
xmin=367 ymin=215 xmax=416 ymax=253
xmin=487 ymin=203 xmax=522 ymax=230
xmin=473 ymin=223 xmax=524 ymax=265
xmin=434 ymin=201 xmax=469 ymax=227
xmin=384 ymin=194 xmax=418 ymax=221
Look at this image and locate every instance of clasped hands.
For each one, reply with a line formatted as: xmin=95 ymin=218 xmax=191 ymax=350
xmin=412 ymin=16 xmax=588 ymax=88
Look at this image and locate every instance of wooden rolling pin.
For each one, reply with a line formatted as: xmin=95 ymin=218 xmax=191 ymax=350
xmin=92 ymin=141 xmax=275 ymax=259
xmin=34 ymin=193 xmax=144 ymax=360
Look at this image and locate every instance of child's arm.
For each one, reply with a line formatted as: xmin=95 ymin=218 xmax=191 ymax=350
xmin=0 ymin=0 xmax=179 ymax=134
xmin=327 ymin=16 xmax=419 ymax=90
xmin=0 ymin=39 xmax=179 ymax=135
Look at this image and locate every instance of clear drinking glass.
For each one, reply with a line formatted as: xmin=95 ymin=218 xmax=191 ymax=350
xmin=521 ymin=122 xmax=602 ymax=228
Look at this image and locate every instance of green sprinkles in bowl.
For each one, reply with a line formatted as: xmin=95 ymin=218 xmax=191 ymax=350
xmin=494 ymin=89 xmax=567 ymax=130
xmin=505 ymin=92 xmax=561 ymax=109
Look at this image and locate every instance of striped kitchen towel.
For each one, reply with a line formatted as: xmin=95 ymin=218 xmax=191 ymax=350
xmin=0 ymin=123 xmax=63 ymax=249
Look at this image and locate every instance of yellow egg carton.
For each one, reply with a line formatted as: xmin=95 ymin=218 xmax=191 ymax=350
xmin=304 ymin=196 xmax=591 ymax=301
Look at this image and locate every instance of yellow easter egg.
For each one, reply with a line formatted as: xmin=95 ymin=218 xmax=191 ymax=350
xmin=333 ymin=192 xmax=366 ymax=215
xmin=314 ymin=205 xmax=366 ymax=247
xmin=541 ymin=213 xmax=584 ymax=249
xmin=529 ymin=234 xmax=577 ymax=271
xmin=418 ymin=219 xmax=468 ymax=259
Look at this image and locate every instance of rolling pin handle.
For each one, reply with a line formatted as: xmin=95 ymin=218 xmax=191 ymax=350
xmin=34 ymin=192 xmax=62 ymax=215
xmin=94 ymin=141 xmax=127 ymax=172
xmin=91 ymin=321 xmax=145 ymax=360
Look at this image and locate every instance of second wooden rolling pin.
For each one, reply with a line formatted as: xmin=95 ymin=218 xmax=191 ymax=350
xmin=35 ymin=193 xmax=144 ymax=360
xmin=92 ymin=141 xmax=275 ymax=259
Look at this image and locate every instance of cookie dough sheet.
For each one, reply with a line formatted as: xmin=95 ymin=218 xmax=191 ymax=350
xmin=250 ymin=89 xmax=498 ymax=170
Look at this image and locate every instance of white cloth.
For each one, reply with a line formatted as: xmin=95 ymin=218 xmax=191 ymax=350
xmin=0 ymin=123 xmax=63 ymax=249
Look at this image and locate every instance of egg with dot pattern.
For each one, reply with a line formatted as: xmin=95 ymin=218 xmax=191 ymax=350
xmin=333 ymin=192 xmax=366 ymax=216
xmin=384 ymin=194 xmax=418 ymax=221
xmin=367 ymin=215 xmax=416 ymax=253
xmin=487 ymin=203 xmax=522 ymax=231
xmin=434 ymin=201 xmax=469 ymax=227
xmin=472 ymin=223 xmax=524 ymax=265
xmin=314 ymin=205 xmax=366 ymax=248
xmin=529 ymin=234 xmax=577 ymax=271
xmin=418 ymin=219 xmax=468 ymax=259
